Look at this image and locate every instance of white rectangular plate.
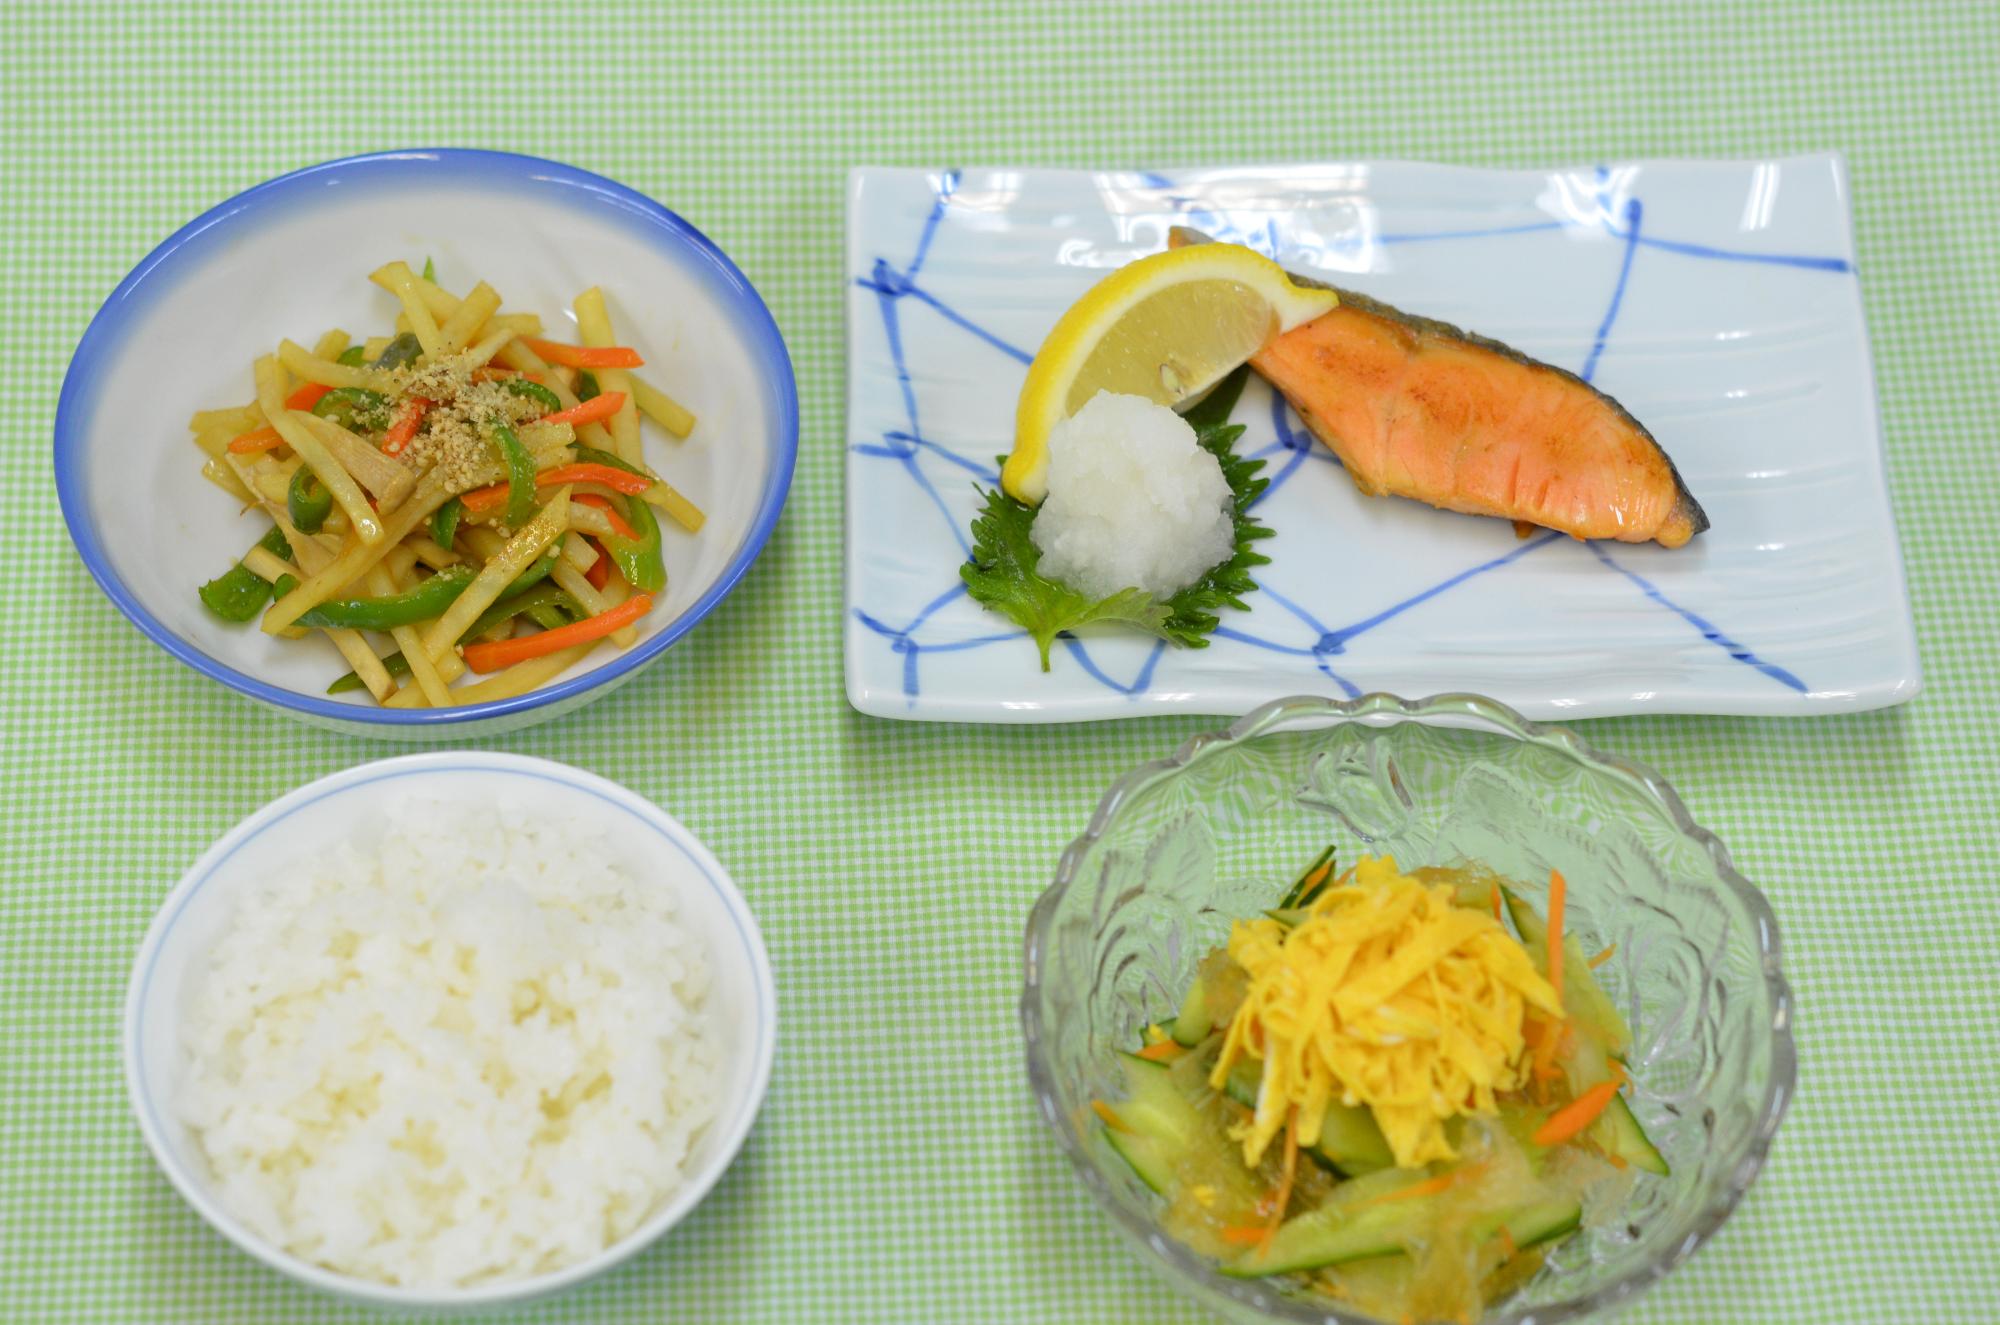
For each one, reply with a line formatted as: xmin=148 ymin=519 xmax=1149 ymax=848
xmin=843 ymin=158 xmax=1919 ymax=723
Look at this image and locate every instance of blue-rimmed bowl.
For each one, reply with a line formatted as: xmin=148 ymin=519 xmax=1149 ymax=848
xmin=56 ymin=149 xmax=798 ymax=738
xmin=123 ymin=752 xmax=778 ymax=1310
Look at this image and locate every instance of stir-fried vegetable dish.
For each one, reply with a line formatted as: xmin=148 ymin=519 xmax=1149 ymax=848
xmin=187 ymin=260 xmax=703 ymax=707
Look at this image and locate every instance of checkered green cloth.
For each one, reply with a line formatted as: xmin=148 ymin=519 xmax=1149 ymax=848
xmin=4 ymin=2 xmax=1996 ymax=1320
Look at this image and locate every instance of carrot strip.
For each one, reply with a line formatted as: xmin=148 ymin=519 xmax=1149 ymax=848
xmin=460 ymin=593 xmax=653 ymax=672
xmin=225 ymin=425 xmax=284 ymax=455
xmin=1357 ymin=1160 xmax=1488 ymax=1210
xmin=1547 ymin=869 xmax=1568 ymax=1009
xmin=1532 ymin=1070 xmax=1625 ymax=1148
xmin=380 ymin=398 xmax=430 ymax=457
xmin=521 ymin=337 xmax=644 ymax=369
xmin=534 ymin=461 xmax=650 ymax=495
xmin=535 ymin=392 xmax=628 ymax=429
xmin=1218 ymin=1225 xmax=1271 ymax=1247
xmin=459 ymin=481 xmax=509 ymax=514
xmin=465 ymin=470 xmax=651 ymax=516
xmin=284 ymin=382 xmax=332 ymax=411
xmin=1262 ymin=1110 xmax=1300 ymax=1233
xmin=1135 ymin=1039 xmax=1184 ymax=1063
xmin=1489 ymin=881 xmax=1503 ymax=921
xmin=575 ymin=494 xmax=638 ymax=540
xmin=1090 ymin=1100 xmax=1130 ymax=1134
xmin=1527 ymin=1014 xmax=1569 ymax=1083
xmin=1588 ymin=943 xmax=1617 ymax=970
xmin=584 ymin=538 xmax=612 ymax=589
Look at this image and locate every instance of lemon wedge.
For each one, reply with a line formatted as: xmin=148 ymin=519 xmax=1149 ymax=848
xmin=1002 ymin=243 xmax=1339 ymax=504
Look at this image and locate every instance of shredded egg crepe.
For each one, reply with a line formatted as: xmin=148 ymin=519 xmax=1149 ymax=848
xmin=1210 ymin=856 xmax=1562 ymax=1169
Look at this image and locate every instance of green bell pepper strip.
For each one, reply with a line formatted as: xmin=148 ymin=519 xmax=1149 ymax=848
xmin=371 ymin=331 xmax=423 ymax=370
xmin=197 ymin=527 xmax=294 ymax=622
xmin=335 ymin=345 xmax=367 ymax=367
xmin=327 ymin=651 xmax=410 ymax=694
xmin=325 ymin=584 xmax=578 ymax=693
xmin=311 ymin=386 xmax=393 ymax=433
xmin=503 ymin=378 xmax=563 ymax=414
xmin=500 ymin=543 xmax=561 ymax=597
xmin=568 ymin=446 xmax=666 ymax=592
xmin=429 ymin=496 xmax=462 ymax=550
xmin=463 ymin=583 xmax=579 ymax=643
xmin=287 ymin=465 xmax=333 ymax=534
xmin=488 ymin=421 xmax=537 ymax=528
xmin=574 ymin=370 xmax=601 ymax=402
xmin=295 ymin=564 xmax=477 ymax=631
xmin=524 ymin=600 xmax=575 ymax=630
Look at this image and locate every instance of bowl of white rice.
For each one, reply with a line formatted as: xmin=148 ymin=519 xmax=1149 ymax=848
xmin=122 ymin=752 xmax=776 ymax=1310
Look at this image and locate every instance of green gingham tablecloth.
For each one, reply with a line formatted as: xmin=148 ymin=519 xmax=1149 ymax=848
xmin=4 ymin=3 xmax=1997 ymax=1321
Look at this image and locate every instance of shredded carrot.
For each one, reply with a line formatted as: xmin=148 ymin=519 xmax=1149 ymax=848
xmin=1136 ymin=1039 xmax=1184 ymax=1063
xmin=1546 ymin=869 xmax=1568 ymax=1009
xmin=1262 ymin=1110 xmax=1300 ymax=1234
xmin=1372 ymin=1172 xmax=1457 ymax=1206
xmin=534 ymin=461 xmax=650 ymax=495
xmin=521 ymin=337 xmax=644 ymax=369
xmin=1091 ymin=1100 xmax=1130 ymax=1134
xmin=283 ymin=381 xmax=332 ymax=411
xmin=1530 ymin=1015 xmax=1570 ymax=1083
xmin=583 ymin=537 xmax=612 ymax=590
xmin=1533 ymin=1072 xmax=1625 ymax=1147
xmin=1359 ymin=1161 xmax=1488 ymax=1209
xmin=460 ymin=593 xmax=653 ymax=672
xmin=1218 ymin=1225 xmax=1271 ymax=1247
xmin=471 ymin=366 xmax=518 ymax=381
xmin=535 ymin=392 xmax=628 ymax=429
xmin=224 ymin=425 xmax=284 ymax=455
xmin=1489 ymin=881 xmax=1503 ymax=921
xmin=380 ymin=398 xmax=430 ymax=456
xmin=1588 ymin=943 xmax=1617 ymax=970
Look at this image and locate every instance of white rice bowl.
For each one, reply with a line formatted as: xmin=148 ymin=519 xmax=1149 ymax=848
xmin=175 ymin=798 xmax=721 ymax=1289
xmin=1030 ymin=390 xmax=1235 ymax=600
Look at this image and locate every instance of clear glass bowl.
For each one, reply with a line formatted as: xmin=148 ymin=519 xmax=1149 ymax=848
xmin=1020 ymin=694 xmax=1795 ymax=1324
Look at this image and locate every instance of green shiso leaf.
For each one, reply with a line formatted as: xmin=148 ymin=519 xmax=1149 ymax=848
xmin=960 ymin=367 xmax=1271 ymax=670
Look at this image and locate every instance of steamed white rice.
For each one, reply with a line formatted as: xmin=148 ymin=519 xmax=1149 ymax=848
xmin=1031 ymin=390 xmax=1235 ymax=600
xmin=177 ymin=798 xmax=719 ymax=1288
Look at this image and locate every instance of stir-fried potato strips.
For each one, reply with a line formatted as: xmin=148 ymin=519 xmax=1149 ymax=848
xmin=187 ymin=260 xmax=707 ymax=707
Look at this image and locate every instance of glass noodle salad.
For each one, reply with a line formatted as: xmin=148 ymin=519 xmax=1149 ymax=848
xmin=188 ymin=259 xmax=704 ymax=707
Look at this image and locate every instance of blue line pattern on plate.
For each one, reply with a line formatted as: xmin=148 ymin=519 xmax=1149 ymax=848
xmin=851 ymin=168 xmax=1851 ymax=703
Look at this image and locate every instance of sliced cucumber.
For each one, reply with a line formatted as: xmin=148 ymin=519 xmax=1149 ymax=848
xmin=1502 ymin=886 xmax=1631 ymax=1053
xmin=1264 ymin=906 xmax=1312 ymax=928
xmin=1492 ymin=1196 xmax=1583 ymax=1248
xmin=1104 ymin=1125 xmax=1176 ymax=1194
xmin=1218 ymin=1061 xmax=1396 ymax=1176
xmin=1170 ymin=977 xmax=1213 ymax=1048
xmin=1225 ymin=1180 xmax=1582 ymax=1278
xmin=1278 ymin=844 xmax=1337 ymax=908
xmin=1593 ymin=1093 xmax=1670 ymax=1176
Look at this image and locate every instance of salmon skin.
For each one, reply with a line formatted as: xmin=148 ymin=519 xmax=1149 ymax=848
xmin=1169 ymin=227 xmax=1708 ymax=548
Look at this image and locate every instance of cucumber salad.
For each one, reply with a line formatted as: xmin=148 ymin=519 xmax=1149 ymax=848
xmin=1095 ymin=853 xmax=1667 ymax=1324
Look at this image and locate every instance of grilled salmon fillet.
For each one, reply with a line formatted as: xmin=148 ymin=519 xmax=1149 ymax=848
xmin=1170 ymin=227 xmax=1708 ymax=548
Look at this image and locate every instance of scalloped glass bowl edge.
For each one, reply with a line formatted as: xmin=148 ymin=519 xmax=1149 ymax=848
xmin=1020 ymin=693 xmax=1795 ymax=1325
